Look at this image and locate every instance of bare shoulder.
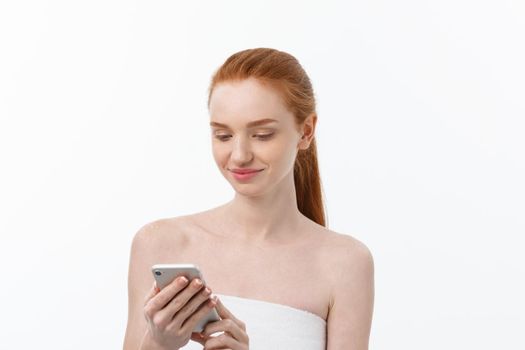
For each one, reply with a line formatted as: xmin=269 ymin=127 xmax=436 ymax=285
xmin=317 ymin=229 xmax=375 ymax=349
xmin=311 ymin=225 xmax=373 ymax=268
xmin=307 ymin=225 xmax=374 ymax=300
xmin=127 ymin=216 xmax=193 ymax=294
xmin=130 ymin=216 xmax=194 ymax=255
xmin=322 ymin=230 xmax=373 ymax=268
xmin=320 ymin=229 xmax=374 ymax=303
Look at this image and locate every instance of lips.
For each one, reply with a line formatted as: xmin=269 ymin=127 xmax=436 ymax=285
xmin=229 ymin=168 xmax=263 ymax=174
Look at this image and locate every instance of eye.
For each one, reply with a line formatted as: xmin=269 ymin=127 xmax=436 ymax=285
xmin=214 ymin=135 xmax=231 ymax=141
xmin=213 ymin=133 xmax=274 ymax=142
xmin=254 ymin=133 xmax=274 ymax=140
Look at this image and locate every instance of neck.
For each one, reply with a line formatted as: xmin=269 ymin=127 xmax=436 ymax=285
xmin=215 ymin=175 xmax=305 ymax=244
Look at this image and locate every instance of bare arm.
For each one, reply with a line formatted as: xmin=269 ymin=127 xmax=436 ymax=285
xmin=326 ymin=238 xmax=375 ymax=350
xmin=123 ymin=218 xmax=219 ymax=350
xmin=122 ymin=221 xmax=164 ymax=350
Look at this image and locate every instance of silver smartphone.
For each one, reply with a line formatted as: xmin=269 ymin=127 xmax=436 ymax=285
xmin=151 ymin=263 xmax=221 ymax=333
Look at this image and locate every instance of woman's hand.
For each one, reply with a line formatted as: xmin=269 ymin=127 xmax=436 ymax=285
xmin=141 ymin=276 xmax=218 ymax=350
xmin=190 ymin=297 xmax=250 ymax=350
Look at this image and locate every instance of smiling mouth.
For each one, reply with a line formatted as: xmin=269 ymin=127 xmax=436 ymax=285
xmin=229 ymin=169 xmax=264 ymax=174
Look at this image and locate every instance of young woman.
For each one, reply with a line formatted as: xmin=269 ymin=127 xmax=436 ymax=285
xmin=123 ymin=48 xmax=374 ymax=350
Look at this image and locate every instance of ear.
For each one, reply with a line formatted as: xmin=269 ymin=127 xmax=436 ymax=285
xmin=298 ymin=113 xmax=317 ymax=150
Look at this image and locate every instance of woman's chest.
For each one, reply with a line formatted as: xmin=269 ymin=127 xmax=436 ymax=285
xmin=162 ymin=220 xmax=332 ymax=321
xmin=187 ymin=243 xmax=330 ymax=321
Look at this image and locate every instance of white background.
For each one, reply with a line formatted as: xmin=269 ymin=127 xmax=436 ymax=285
xmin=1 ymin=1 xmax=524 ymax=349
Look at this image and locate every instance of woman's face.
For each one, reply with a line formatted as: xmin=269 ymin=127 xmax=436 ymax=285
xmin=208 ymin=78 xmax=307 ymax=195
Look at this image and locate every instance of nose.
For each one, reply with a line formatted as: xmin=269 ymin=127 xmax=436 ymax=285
xmin=231 ymin=135 xmax=253 ymax=164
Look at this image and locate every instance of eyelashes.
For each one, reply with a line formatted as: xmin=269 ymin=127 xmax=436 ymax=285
xmin=214 ymin=133 xmax=274 ymax=142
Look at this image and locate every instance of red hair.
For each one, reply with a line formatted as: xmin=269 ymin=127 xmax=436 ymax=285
xmin=207 ymin=48 xmax=328 ymax=227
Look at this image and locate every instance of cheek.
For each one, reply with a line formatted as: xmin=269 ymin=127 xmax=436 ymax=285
xmin=257 ymin=139 xmax=297 ymax=167
xmin=211 ymin=143 xmax=228 ymax=165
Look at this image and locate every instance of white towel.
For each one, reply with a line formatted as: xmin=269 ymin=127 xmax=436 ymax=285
xmin=179 ymin=293 xmax=326 ymax=350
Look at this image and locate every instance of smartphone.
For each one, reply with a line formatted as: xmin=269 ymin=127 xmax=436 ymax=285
xmin=151 ymin=263 xmax=221 ymax=333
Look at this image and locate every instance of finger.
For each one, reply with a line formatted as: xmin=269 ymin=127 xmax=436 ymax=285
xmin=143 ymin=281 xmax=159 ymax=306
xmin=214 ymin=297 xmax=234 ymax=319
xmin=203 ymin=331 xmax=238 ymax=350
xmin=203 ymin=318 xmax=247 ymax=344
xmin=179 ymin=294 xmax=218 ymax=334
xmin=150 ymin=276 xmax=189 ymax=310
xmin=202 ymin=298 xmax=248 ymax=344
xmin=168 ymin=278 xmax=208 ymax=326
xmin=214 ymin=297 xmax=245 ymax=329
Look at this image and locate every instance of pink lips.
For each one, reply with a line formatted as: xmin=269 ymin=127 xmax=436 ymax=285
xmin=230 ymin=168 xmax=263 ymax=181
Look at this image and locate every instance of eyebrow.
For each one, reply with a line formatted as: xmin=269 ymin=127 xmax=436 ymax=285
xmin=210 ymin=118 xmax=279 ymax=128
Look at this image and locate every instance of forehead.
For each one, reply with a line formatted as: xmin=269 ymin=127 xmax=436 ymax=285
xmin=209 ymin=78 xmax=291 ymax=125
